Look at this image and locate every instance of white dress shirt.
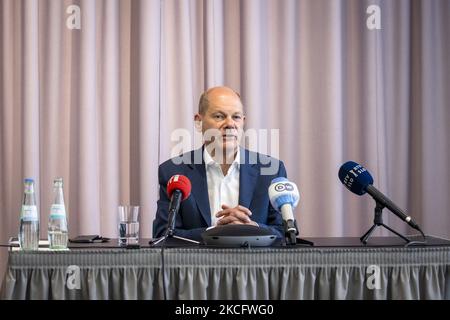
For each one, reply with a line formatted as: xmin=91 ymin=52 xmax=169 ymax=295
xmin=204 ymin=147 xmax=240 ymax=226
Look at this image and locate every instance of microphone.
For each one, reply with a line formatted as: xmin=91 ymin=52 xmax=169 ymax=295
xmin=268 ymin=177 xmax=300 ymax=242
xmin=166 ymin=175 xmax=191 ymax=235
xmin=338 ymin=161 xmax=420 ymax=231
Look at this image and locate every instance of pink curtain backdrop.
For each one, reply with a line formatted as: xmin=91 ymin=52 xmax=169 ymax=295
xmin=1 ymin=0 xmax=450 ymax=285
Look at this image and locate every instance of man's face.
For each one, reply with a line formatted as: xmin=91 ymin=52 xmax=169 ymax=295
xmin=197 ymin=90 xmax=245 ymax=154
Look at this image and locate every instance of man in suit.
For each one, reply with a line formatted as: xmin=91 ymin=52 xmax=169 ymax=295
xmin=153 ymin=86 xmax=287 ymax=241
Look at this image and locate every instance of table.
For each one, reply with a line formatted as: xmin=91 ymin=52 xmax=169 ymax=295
xmin=1 ymin=236 xmax=450 ymax=299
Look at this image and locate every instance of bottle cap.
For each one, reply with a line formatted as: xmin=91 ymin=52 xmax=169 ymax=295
xmin=24 ymin=178 xmax=34 ymax=183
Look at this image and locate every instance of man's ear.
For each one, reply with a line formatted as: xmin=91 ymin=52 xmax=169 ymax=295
xmin=194 ymin=114 xmax=202 ymax=132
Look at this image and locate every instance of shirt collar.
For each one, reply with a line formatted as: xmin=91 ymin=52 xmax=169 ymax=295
xmin=204 ymin=146 xmax=240 ymax=169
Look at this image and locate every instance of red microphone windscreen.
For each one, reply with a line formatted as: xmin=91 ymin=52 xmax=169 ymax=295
xmin=167 ymin=175 xmax=191 ymax=200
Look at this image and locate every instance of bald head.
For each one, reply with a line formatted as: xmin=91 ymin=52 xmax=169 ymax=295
xmin=195 ymin=86 xmax=245 ymax=155
xmin=198 ymin=86 xmax=243 ymax=115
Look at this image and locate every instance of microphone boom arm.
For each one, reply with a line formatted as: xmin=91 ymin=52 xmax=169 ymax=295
xmin=166 ymin=190 xmax=182 ymax=237
xmin=366 ymin=185 xmax=420 ymax=230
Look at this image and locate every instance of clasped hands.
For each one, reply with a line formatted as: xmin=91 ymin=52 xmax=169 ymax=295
xmin=215 ymin=204 xmax=258 ymax=227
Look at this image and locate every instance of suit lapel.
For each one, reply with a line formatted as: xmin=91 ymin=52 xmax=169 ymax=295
xmin=188 ymin=147 xmax=212 ymax=226
xmin=187 ymin=147 xmax=258 ymax=224
xmin=239 ymin=149 xmax=259 ymax=209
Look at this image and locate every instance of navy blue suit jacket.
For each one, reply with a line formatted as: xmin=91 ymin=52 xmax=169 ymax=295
xmin=152 ymin=147 xmax=286 ymax=241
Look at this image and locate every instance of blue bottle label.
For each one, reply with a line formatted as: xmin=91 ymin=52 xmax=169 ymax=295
xmin=50 ymin=204 xmax=66 ymax=218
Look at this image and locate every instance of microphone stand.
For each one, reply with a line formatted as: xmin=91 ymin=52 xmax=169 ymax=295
xmin=283 ymin=220 xmax=313 ymax=246
xmin=150 ymin=228 xmax=200 ymax=247
xmin=151 ymin=190 xmax=200 ymax=247
xmin=360 ymin=201 xmax=411 ymax=244
xmin=150 ymin=192 xmax=199 ymax=302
